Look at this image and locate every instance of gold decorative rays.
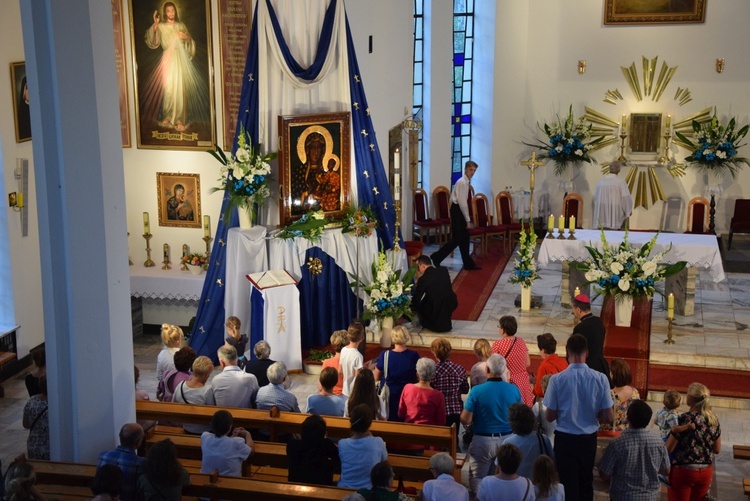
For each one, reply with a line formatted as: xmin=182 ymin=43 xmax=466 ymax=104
xmin=625 ymin=165 xmax=666 ymax=210
xmin=672 ymin=107 xmax=714 ymax=150
xmin=583 ymin=107 xmax=620 ymax=151
xmin=608 ymin=56 xmax=685 ymax=105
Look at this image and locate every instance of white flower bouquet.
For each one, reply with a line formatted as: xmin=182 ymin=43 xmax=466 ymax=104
xmin=570 ymin=228 xmax=686 ymax=299
xmin=351 ymin=250 xmax=416 ymax=321
xmin=508 ymin=222 xmax=540 ymax=288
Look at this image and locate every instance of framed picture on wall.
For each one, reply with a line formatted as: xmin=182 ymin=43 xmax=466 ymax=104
xmin=156 ymin=172 xmax=202 ymax=228
xmin=278 ymin=112 xmax=351 ymax=227
xmin=9 ymin=62 xmax=31 ymax=143
xmin=128 ymin=0 xmax=216 ymax=150
xmin=604 ymin=0 xmax=706 ymax=25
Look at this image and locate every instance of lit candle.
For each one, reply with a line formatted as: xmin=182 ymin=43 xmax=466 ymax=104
xmin=143 ymin=212 xmax=150 ymax=234
xmin=394 ymin=149 xmax=400 ymax=203
xmin=547 ymin=214 xmax=554 ymax=232
xmin=558 ymin=215 xmax=564 ymax=232
xmin=203 ymin=215 xmax=210 ymax=238
xmin=163 ymin=243 xmax=169 ymax=260
xmin=667 ymin=293 xmax=675 ymax=319
xmin=569 ymin=215 xmax=576 ymax=231
xmin=182 ymin=244 xmax=188 ymax=260
xmin=574 ymin=286 xmax=581 ymax=298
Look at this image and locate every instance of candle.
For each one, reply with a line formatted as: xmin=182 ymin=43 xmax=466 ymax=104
xmin=203 ymin=215 xmax=210 ymax=238
xmin=569 ymin=215 xmax=576 ymax=231
xmin=143 ymin=212 xmax=150 ymax=234
xmin=182 ymin=244 xmax=188 ymax=259
xmin=621 ymin=114 xmax=627 ymax=130
xmin=394 ymin=149 xmax=400 ymax=203
xmin=163 ymin=243 xmax=169 ymax=260
xmin=558 ymin=215 xmax=564 ymax=232
xmin=667 ymin=293 xmax=675 ymax=319
xmin=666 ymin=115 xmax=671 ymax=128
xmin=574 ymin=286 xmax=581 ymax=298
xmin=547 ymin=214 xmax=554 ymax=232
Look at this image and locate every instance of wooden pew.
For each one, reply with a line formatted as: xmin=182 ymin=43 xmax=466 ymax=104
xmin=744 ymin=477 xmax=750 ymax=496
xmin=734 ymin=444 xmax=750 ymax=460
xmin=28 ymin=460 xmax=357 ymax=501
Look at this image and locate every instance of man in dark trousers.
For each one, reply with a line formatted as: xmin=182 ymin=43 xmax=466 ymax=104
xmin=412 ymin=255 xmax=457 ymax=332
xmin=572 ymin=293 xmax=611 ymax=387
xmin=430 ymin=160 xmax=481 ymax=271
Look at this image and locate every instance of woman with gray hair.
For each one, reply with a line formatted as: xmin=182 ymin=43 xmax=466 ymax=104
xmin=244 ymin=340 xmax=274 ymax=387
xmin=373 ymin=325 xmax=419 ymax=422
xmin=397 ymin=358 xmax=446 ymax=426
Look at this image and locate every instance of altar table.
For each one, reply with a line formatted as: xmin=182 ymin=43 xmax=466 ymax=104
xmin=538 ymin=230 xmax=725 ymax=316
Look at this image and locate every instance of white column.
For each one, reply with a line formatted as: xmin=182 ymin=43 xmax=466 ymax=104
xmin=20 ymin=0 xmax=133 ymax=461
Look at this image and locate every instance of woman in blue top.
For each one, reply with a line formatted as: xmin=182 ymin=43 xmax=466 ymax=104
xmin=374 ymin=326 xmax=419 ymax=422
xmin=338 ymin=404 xmax=388 ymax=489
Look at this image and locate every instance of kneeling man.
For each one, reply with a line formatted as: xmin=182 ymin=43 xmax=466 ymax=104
xmin=412 ymin=255 xmax=458 ymax=332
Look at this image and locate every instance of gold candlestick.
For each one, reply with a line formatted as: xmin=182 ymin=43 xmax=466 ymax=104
xmin=618 ymin=132 xmax=628 ymax=162
xmin=203 ymin=236 xmax=213 ymax=262
xmin=181 ymin=244 xmax=189 ymax=271
xmin=143 ymin=233 xmax=155 ymax=267
xmin=162 ymin=243 xmax=172 ymax=270
xmin=664 ymin=317 xmax=675 ymax=344
xmin=658 ymin=130 xmax=673 ymax=165
xmin=568 ymin=227 xmax=576 ymax=240
xmin=393 ymin=201 xmax=402 ymax=251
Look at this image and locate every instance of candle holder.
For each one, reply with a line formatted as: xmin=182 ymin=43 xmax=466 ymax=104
xmin=658 ymin=130 xmax=673 ymax=165
xmin=618 ymin=132 xmax=628 ymax=162
xmin=393 ymin=201 xmax=402 ymax=252
xmin=143 ymin=233 xmax=155 ymax=267
xmin=664 ymin=317 xmax=675 ymax=344
xmin=162 ymin=257 xmax=172 ymax=270
xmin=203 ymin=236 xmax=213 ymax=262
xmin=556 ymin=229 xmax=565 ymax=240
xmin=567 ymin=227 xmax=576 ymax=240
xmin=181 ymin=244 xmax=189 ymax=271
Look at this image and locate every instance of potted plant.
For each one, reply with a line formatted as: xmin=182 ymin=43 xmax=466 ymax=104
xmin=508 ymin=222 xmax=540 ymax=310
xmin=303 ymin=349 xmax=334 ymax=375
xmin=182 ymin=253 xmax=208 ymax=275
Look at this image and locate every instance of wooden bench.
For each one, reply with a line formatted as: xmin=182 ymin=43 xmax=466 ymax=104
xmin=734 ymin=444 xmax=750 ymax=460
xmin=744 ymin=477 xmax=750 ymax=496
xmin=28 ymin=460 xmax=358 ymax=500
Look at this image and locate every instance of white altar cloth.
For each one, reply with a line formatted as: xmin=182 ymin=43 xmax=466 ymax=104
xmin=538 ymin=230 xmax=725 ymax=282
xmin=130 ymin=264 xmax=206 ymax=300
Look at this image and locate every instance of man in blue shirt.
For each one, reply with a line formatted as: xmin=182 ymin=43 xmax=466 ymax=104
xmin=460 ymin=354 xmax=522 ymax=494
xmin=544 ymin=334 xmax=613 ymax=501
xmin=97 ymin=423 xmax=146 ymax=501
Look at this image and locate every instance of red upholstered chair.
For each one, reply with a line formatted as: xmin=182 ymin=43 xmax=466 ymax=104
xmin=404 ymin=240 xmax=425 ymax=267
xmin=495 ymin=191 xmax=523 ymax=252
xmin=433 ymin=186 xmax=451 ymax=245
xmin=463 ymin=186 xmax=485 ymax=257
xmin=729 ymin=199 xmax=750 ymax=249
xmin=685 ymin=197 xmax=710 ymax=234
xmin=563 ymin=193 xmax=584 ymax=229
xmin=412 ymin=188 xmax=443 ymax=244
xmin=473 ymin=194 xmax=507 ymax=254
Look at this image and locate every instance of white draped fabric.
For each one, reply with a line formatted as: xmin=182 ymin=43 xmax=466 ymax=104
xmin=130 ymin=265 xmax=205 ymax=300
xmin=225 ymin=227 xmax=269 ymax=339
xmin=257 ymin=0 xmax=357 ymax=225
xmin=538 ymin=230 xmax=725 ymax=282
xmin=592 ymin=174 xmax=633 ymax=229
xmin=255 ymin=283 xmax=302 ymax=371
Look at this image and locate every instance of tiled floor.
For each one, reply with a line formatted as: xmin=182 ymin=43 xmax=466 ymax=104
xmin=2 ymin=240 xmax=750 ymax=498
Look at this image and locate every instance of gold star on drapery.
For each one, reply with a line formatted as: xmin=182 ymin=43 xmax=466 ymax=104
xmin=216 ymin=279 xmax=223 ymax=287
xmin=219 ymin=239 xmax=226 ymax=246
xmin=383 ymin=202 xmax=388 ymax=209
xmin=199 ymin=326 xmax=206 ymax=333
xmin=354 ymin=75 xmax=360 ymax=83
xmin=353 ymin=102 xmax=359 ymax=110
xmin=204 ymin=298 xmax=211 ymax=302
xmin=373 ymin=187 xmax=379 ymax=195
xmin=363 ymin=170 xmax=369 ymax=178
xmin=215 ymin=261 xmax=220 ymax=266
xmin=369 ymin=144 xmax=375 ymax=151
xmin=361 ymin=129 xmax=368 ymax=137
xmin=248 ymin=73 xmax=253 ymax=81
xmin=366 ymin=108 xmax=370 ymax=115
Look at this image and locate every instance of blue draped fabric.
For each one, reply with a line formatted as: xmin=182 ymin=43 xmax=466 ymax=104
xmin=191 ymin=0 xmax=399 ymax=357
xmin=249 ymin=287 xmax=265 ymax=358
xmin=298 ymin=247 xmax=362 ymax=349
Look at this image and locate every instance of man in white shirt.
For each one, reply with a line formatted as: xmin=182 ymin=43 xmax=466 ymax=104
xmin=593 ymin=160 xmax=632 ymax=230
xmin=211 ymin=345 xmax=259 ymax=408
xmin=421 ymin=452 xmax=469 ymax=501
xmin=430 ymin=160 xmax=481 ymax=271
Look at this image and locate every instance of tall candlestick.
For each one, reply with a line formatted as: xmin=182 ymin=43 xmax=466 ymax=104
xmin=667 ymin=293 xmax=675 ymax=319
xmin=547 ymin=214 xmax=554 ymax=232
xmin=181 ymin=244 xmax=188 ymax=271
xmin=394 ymin=149 xmax=400 ymax=203
xmin=569 ymin=215 xmax=576 ymax=232
xmin=621 ymin=114 xmax=627 ymax=130
xmin=558 ymin=215 xmax=564 ymax=232
xmin=163 ymin=243 xmax=169 ymax=260
xmin=143 ymin=212 xmax=150 ymax=234
xmin=203 ymin=215 xmax=211 ymax=238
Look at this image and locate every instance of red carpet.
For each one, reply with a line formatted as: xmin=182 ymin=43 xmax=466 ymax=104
xmin=451 ymin=248 xmax=512 ymax=321
xmin=648 ymin=365 xmax=750 ymax=399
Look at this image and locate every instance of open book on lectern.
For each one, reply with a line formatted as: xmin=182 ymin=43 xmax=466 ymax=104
xmin=246 ymin=269 xmax=298 ymax=289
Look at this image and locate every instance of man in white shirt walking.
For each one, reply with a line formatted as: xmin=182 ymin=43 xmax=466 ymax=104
xmin=593 ymin=160 xmax=632 ymax=230
xmin=211 ymin=345 xmax=259 ymax=408
xmin=431 ymin=160 xmax=481 ymax=271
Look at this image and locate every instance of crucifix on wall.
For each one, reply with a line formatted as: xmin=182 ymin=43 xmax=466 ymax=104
xmin=520 ymin=152 xmax=545 ymax=223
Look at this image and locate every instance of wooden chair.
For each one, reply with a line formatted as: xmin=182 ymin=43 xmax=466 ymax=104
xmin=563 ymin=193 xmax=584 ymax=229
xmin=729 ymin=199 xmax=750 ymax=249
xmin=412 ymin=188 xmax=443 ymax=244
xmin=685 ymin=197 xmax=710 ymax=234
xmin=495 ymin=191 xmax=523 ymax=252
xmin=465 ymin=186 xmax=485 ymax=257
xmin=473 ymin=194 xmax=507 ymax=254
xmin=433 ymin=185 xmax=452 ymax=244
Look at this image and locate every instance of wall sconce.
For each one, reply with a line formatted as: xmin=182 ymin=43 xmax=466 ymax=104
xmin=578 ymin=60 xmax=586 ymax=74
xmin=716 ymin=58 xmax=724 ymax=73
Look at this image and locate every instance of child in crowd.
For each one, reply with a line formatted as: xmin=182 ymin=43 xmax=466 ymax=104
xmin=134 ymin=366 xmax=149 ymax=401
xmin=157 ymin=324 xmax=183 ymax=384
xmin=321 ymin=329 xmax=348 ymax=395
xmin=655 ymin=390 xmax=693 ymax=442
xmin=224 ymin=316 xmax=248 ymax=369
xmin=340 ymin=321 xmax=365 ymax=396
xmin=532 ymin=454 xmax=564 ymax=501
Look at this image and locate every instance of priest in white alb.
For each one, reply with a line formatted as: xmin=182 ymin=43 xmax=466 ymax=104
xmin=592 ymin=160 xmax=632 ymax=230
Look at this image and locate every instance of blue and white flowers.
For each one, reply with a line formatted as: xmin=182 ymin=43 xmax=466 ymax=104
xmin=676 ymin=112 xmax=749 ymax=178
xmin=571 ymin=228 xmax=685 ymax=299
xmin=509 ymin=223 xmax=540 ymax=288
xmin=276 ymin=210 xmax=327 ymax=242
xmin=352 ymin=250 xmax=416 ymax=321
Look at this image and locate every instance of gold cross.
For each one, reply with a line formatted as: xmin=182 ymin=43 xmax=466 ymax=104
xmin=520 ymin=152 xmax=546 ymax=220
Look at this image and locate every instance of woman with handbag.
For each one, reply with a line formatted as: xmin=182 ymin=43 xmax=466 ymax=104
xmin=22 ymin=375 xmax=49 ymax=460
xmin=347 ymin=368 xmax=386 ymax=420
xmin=373 ymin=326 xmax=419 ymax=422
xmin=172 ymin=356 xmax=215 ymax=434
xmin=492 ymin=316 xmax=534 ymax=406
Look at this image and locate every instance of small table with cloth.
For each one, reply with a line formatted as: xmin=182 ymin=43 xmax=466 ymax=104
xmin=593 ymin=173 xmax=632 ymax=229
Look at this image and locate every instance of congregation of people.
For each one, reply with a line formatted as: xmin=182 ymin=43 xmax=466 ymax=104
xmin=9 ymin=302 xmax=723 ymax=501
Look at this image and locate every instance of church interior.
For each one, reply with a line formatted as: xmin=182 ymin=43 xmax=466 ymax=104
xmin=2 ymin=0 xmax=750 ymax=498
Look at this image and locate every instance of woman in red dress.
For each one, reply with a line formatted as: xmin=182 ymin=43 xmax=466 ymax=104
xmin=491 ymin=315 xmax=534 ymax=406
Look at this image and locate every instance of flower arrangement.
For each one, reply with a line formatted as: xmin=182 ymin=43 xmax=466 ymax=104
xmin=675 ymin=112 xmax=750 ymax=178
xmin=570 ymin=228 xmax=686 ymax=299
xmin=341 ymin=204 xmax=379 ymax=237
xmin=182 ymin=253 xmax=208 ymax=269
xmin=524 ymin=105 xmax=603 ymax=175
xmin=351 ymin=250 xmax=416 ymax=321
xmin=277 ymin=210 xmax=328 ymax=242
xmin=208 ymin=126 xmax=277 ymax=224
xmin=508 ymin=222 xmax=540 ymax=288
